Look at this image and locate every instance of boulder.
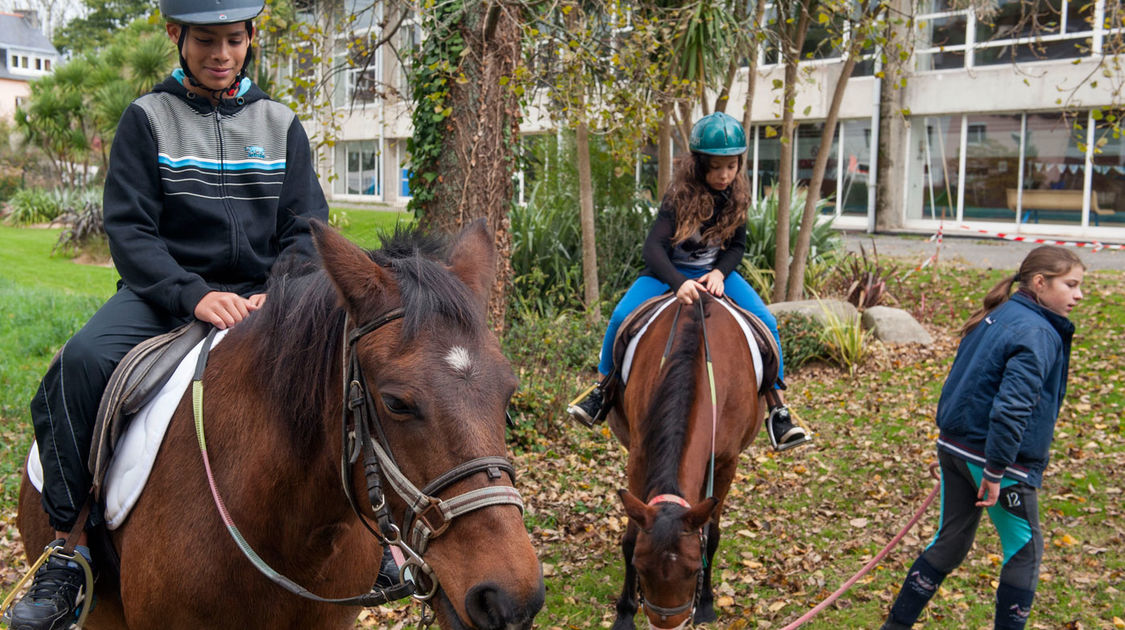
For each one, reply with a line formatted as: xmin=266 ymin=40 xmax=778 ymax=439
xmin=768 ymin=299 xmax=859 ymax=325
xmin=861 ymin=306 xmax=933 ymax=344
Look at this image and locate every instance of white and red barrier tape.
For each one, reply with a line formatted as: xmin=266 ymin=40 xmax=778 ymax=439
xmin=952 ymin=223 xmax=1125 ymax=252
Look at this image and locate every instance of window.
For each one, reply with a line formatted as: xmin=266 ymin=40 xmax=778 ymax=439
xmin=916 ymin=0 xmax=1100 ymax=71
xmin=36 ymin=58 xmax=42 ymax=70
xmin=967 ymin=122 xmax=987 ymax=145
xmin=44 ymin=59 xmax=50 ymax=71
xmin=335 ymin=141 xmax=381 ymax=197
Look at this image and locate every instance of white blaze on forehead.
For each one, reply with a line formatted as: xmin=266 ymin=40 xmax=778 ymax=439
xmin=445 ymin=346 xmax=474 ymax=376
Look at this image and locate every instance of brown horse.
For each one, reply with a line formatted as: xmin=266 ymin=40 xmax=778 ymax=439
xmin=608 ymin=295 xmax=763 ymax=630
xmin=17 ymin=221 xmax=544 ymax=629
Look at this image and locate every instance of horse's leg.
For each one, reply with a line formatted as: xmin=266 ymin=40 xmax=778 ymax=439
xmin=611 ymin=522 xmax=639 ymax=630
xmin=693 ymin=517 xmax=722 ymax=624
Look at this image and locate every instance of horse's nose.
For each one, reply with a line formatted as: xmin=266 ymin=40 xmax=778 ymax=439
xmin=463 ymin=580 xmax=545 ymax=630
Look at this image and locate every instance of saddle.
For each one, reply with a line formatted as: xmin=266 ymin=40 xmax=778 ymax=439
xmin=611 ymin=294 xmax=780 ymax=394
xmin=87 ymin=320 xmax=210 ymax=499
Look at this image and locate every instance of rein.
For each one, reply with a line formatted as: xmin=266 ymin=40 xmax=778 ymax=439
xmin=192 ymin=305 xmax=525 ymax=611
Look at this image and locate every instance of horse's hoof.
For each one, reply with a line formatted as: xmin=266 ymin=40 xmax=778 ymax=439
xmin=610 ymin=615 xmax=636 ymax=630
xmin=693 ymin=604 xmax=718 ymax=624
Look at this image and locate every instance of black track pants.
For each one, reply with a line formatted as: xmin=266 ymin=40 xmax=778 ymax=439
xmin=30 ymin=287 xmax=190 ymax=531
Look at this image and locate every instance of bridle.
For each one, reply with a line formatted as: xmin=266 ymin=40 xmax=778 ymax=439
xmin=192 ymin=305 xmax=525 ymax=613
xmin=636 ymin=494 xmax=707 ymax=626
xmin=339 ymin=308 xmax=525 ymax=600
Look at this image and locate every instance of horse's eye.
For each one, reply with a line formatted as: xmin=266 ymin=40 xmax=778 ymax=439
xmin=380 ymin=394 xmax=412 ymax=416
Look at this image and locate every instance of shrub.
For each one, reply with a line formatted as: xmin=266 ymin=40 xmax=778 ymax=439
xmin=818 ymin=302 xmax=871 ymax=375
xmin=503 ymin=310 xmax=600 ymax=446
xmin=777 ymin=311 xmax=830 ymax=371
xmin=744 ymin=186 xmax=842 ymax=272
xmin=835 ymin=240 xmax=899 ymax=309
xmin=53 ymin=188 xmax=106 ymax=256
xmin=5 ymin=188 xmax=59 ymax=225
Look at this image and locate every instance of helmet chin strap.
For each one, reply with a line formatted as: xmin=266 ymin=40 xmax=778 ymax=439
xmin=176 ymin=22 xmax=254 ymax=102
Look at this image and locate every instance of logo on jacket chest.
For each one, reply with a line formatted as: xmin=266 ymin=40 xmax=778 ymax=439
xmin=245 ymin=145 xmax=267 ymax=159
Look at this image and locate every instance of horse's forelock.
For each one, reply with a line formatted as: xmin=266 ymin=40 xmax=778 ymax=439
xmin=648 ymin=503 xmax=689 ymax=555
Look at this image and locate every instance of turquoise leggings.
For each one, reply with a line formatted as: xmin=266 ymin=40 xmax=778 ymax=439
xmin=924 ymin=449 xmax=1042 ymax=590
xmin=597 ymin=268 xmax=782 ymax=382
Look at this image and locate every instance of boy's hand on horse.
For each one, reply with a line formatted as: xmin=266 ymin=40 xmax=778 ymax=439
xmin=194 ymin=291 xmax=260 ymax=329
xmin=700 ymin=269 xmax=726 ymax=298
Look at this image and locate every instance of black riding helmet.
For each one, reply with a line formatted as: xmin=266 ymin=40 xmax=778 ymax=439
xmin=159 ymin=0 xmax=264 ymax=99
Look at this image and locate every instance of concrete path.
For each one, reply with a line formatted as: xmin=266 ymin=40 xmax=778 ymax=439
xmin=840 ymin=231 xmax=1125 ymax=272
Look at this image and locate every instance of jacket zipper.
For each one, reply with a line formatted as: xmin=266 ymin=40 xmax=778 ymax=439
xmin=214 ymin=109 xmax=241 ymax=270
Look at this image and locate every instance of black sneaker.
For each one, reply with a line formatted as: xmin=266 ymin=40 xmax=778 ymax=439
xmin=6 ymin=540 xmax=89 ymax=630
xmin=567 ymin=384 xmax=604 ymax=427
xmin=767 ymin=406 xmax=811 ymax=452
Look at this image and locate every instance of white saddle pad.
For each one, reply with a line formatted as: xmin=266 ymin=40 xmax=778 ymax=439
xmin=621 ymin=297 xmax=762 ymax=389
xmin=27 ymin=329 xmax=227 ymax=529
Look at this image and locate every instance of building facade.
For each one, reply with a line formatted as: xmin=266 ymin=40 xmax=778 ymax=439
xmin=0 ymin=10 xmax=59 ymax=120
xmin=316 ymin=0 xmax=1123 ymax=242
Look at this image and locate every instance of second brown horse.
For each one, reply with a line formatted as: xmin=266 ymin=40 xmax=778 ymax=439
xmin=608 ymin=295 xmax=764 ymax=629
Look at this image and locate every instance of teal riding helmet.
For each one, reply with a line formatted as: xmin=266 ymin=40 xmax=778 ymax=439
xmin=689 ymin=112 xmax=747 ymax=156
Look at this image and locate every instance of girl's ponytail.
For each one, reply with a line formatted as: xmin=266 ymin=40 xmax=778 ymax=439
xmin=959 ymin=245 xmax=1085 ymax=336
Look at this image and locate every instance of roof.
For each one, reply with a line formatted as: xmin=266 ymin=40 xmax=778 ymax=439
xmin=0 ymin=13 xmax=59 ymax=55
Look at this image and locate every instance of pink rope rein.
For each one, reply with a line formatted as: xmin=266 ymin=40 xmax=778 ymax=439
xmin=778 ymin=464 xmax=941 ymax=630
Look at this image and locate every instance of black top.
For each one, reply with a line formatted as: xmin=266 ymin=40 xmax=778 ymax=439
xmin=641 ymin=187 xmax=747 ymax=291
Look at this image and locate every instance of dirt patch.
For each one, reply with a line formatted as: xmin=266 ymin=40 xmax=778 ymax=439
xmin=72 ymin=253 xmax=114 ymax=268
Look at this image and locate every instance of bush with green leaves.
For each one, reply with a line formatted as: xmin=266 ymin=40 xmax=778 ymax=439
xmin=509 ymin=132 xmax=650 ymax=318
xmin=776 ymin=311 xmax=830 ymax=372
xmin=5 ymin=188 xmax=60 ymax=225
xmin=743 ymin=186 xmax=843 ymax=274
xmin=502 ymin=310 xmax=600 ymax=445
xmin=53 ymin=188 xmax=106 ymax=256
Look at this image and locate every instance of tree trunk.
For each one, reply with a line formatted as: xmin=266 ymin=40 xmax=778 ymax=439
xmin=787 ymin=54 xmax=858 ymax=300
xmin=875 ymin=0 xmax=911 ymax=232
xmin=415 ymin=3 xmax=521 ymax=333
xmin=657 ymin=103 xmax=673 ymax=199
xmin=741 ymin=0 xmax=767 ymax=135
xmin=576 ymin=119 xmax=600 ymax=320
xmin=772 ymin=5 xmax=811 ymax=304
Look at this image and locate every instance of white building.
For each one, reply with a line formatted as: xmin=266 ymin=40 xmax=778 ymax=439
xmin=0 ymin=10 xmax=59 ymax=120
xmin=314 ymin=0 xmax=1123 ymax=242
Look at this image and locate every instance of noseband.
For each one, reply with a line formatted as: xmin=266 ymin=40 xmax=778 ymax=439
xmin=340 ymin=308 xmax=525 ymax=601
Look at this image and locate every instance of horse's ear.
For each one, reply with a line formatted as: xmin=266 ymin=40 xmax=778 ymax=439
xmin=312 ymin=220 xmax=396 ymax=317
xmin=684 ymin=497 xmax=718 ymax=531
xmin=618 ymin=489 xmax=653 ymax=531
xmin=448 ymin=219 xmax=496 ymax=308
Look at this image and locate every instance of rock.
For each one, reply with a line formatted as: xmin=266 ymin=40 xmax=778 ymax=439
xmin=768 ymin=299 xmax=859 ymax=325
xmin=861 ymin=306 xmax=933 ymax=344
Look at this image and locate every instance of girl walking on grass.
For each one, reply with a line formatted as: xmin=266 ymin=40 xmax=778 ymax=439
xmin=882 ymin=245 xmax=1086 ymax=630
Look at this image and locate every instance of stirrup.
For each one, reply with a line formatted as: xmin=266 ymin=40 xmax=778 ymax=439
xmin=767 ymin=409 xmax=812 ymax=452
xmin=1 ymin=544 xmax=95 ymax=629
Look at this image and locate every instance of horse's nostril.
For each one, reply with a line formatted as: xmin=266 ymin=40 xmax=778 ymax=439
xmin=464 ymin=582 xmax=541 ymax=630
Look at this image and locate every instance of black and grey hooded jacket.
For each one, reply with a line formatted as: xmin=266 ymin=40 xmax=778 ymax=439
xmin=103 ymin=72 xmax=328 ymax=319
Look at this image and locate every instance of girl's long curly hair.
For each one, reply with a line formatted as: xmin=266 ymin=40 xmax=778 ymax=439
xmin=666 ymin=152 xmax=750 ymax=246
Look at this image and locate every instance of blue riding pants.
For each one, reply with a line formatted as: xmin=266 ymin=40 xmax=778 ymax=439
xmin=597 ymin=268 xmax=783 ymax=384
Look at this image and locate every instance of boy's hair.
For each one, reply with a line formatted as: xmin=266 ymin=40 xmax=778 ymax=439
xmin=666 ymin=153 xmax=750 ymax=246
xmin=960 ymin=245 xmax=1086 ymax=336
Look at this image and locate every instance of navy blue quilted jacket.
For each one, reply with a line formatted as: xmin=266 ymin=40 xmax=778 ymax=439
xmin=103 ymin=73 xmax=328 ymax=319
xmin=935 ymin=291 xmax=1075 ymax=488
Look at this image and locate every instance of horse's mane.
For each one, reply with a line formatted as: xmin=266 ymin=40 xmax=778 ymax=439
xmin=242 ymin=225 xmax=483 ymax=445
xmin=641 ymin=303 xmax=703 ymax=501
